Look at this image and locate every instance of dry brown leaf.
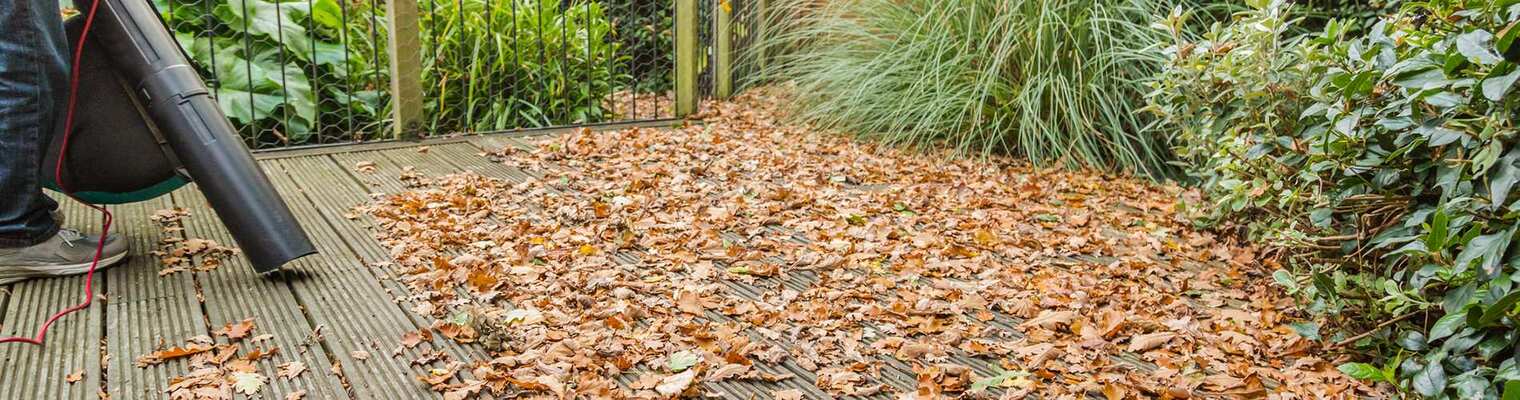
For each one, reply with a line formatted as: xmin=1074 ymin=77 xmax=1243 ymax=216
xmin=66 ymin=369 xmax=83 ymax=384
xmin=708 ymin=363 xmax=750 ymax=381
xmin=354 ymin=161 xmax=377 ymax=173
xmin=135 ymin=343 xmax=213 ymax=367
xmin=1127 ymin=331 xmax=1178 ymax=352
xmin=1019 ymin=310 xmax=1076 ymax=330
xmin=215 ymin=318 xmax=256 ymax=341
xmin=285 ymin=389 xmax=307 ymax=400
xmin=655 ymin=369 xmax=696 ymax=397
xmin=400 ymin=330 xmax=429 ymax=348
xmin=772 ymin=388 xmax=803 ymax=400
xmin=276 ymin=361 xmax=307 ymax=379
xmin=351 ymin=350 xmax=370 ymax=361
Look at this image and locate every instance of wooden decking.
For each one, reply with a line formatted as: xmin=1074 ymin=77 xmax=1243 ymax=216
xmin=0 ymin=126 xmax=1136 ymax=399
xmin=0 ymin=132 xmax=562 ymax=399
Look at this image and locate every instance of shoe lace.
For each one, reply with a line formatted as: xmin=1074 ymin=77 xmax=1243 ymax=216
xmin=58 ymin=229 xmax=85 ymax=248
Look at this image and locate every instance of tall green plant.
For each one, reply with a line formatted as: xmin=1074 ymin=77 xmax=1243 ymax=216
xmin=421 ymin=0 xmax=624 ymax=133
xmin=754 ymin=0 xmax=1174 ymax=174
xmin=603 ymin=0 xmax=671 ymax=93
xmin=157 ymin=0 xmax=389 ymax=146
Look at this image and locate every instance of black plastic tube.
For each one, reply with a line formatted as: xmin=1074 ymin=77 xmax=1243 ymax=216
xmin=88 ymin=0 xmax=317 ymax=273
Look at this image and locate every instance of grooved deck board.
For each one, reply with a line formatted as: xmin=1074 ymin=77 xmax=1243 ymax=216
xmin=0 ymin=284 xmax=8 ymax=331
xmin=172 ymin=186 xmax=351 ymax=399
xmin=0 ymin=200 xmax=105 ymax=400
xmin=104 ymin=197 xmax=208 ymax=400
xmin=266 ymin=155 xmax=490 ymax=369
xmin=257 ymin=158 xmax=486 ymax=398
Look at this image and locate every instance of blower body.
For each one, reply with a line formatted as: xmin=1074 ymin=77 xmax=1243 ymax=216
xmin=43 ymin=0 xmax=316 ymax=273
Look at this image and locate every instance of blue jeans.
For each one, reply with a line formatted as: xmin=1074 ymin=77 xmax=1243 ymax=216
xmin=0 ymin=0 xmax=67 ymax=248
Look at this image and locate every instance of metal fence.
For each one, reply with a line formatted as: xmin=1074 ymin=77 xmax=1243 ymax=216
xmin=144 ymin=0 xmax=755 ymax=150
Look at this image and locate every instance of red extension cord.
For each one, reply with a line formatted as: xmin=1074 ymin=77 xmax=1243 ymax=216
xmin=1 ymin=0 xmax=111 ymax=346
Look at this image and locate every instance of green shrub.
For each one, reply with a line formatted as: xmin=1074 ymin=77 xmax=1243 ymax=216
xmin=157 ymin=0 xmax=624 ymax=145
xmin=756 ymin=0 xmax=1174 ymax=174
xmin=420 ymin=0 xmax=624 ymax=132
xmin=157 ymin=0 xmax=389 ymax=146
xmin=603 ymin=0 xmax=671 ymax=93
xmin=1148 ymin=0 xmax=1520 ymax=396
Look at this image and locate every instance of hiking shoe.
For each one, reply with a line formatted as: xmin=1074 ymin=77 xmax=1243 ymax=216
xmin=0 ymin=229 xmax=128 ymax=285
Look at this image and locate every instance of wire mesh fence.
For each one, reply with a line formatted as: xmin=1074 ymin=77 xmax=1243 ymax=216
xmin=144 ymin=0 xmax=756 ymax=150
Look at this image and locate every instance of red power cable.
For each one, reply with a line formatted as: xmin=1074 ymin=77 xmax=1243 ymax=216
xmin=0 ymin=0 xmax=111 ymax=346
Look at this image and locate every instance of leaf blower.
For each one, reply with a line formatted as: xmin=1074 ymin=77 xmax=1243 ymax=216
xmin=44 ymin=0 xmax=317 ymax=274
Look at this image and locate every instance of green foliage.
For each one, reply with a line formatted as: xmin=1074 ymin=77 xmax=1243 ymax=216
xmin=603 ymin=0 xmax=671 ymax=93
xmin=420 ymin=0 xmax=623 ymax=132
xmin=157 ymin=0 xmax=388 ymax=146
xmin=156 ymin=0 xmax=625 ymax=146
xmin=1147 ymin=0 xmax=1520 ymax=396
xmin=756 ymin=0 xmax=1175 ymax=174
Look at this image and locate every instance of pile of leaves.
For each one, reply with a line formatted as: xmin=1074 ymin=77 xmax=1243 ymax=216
xmin=363 ymin=86 xmax=1377 ymax=397
xmin=1147 ymin=0 xmax=1520 ymax=396
xmin=149 ymin=208 xmax=241 ymax=276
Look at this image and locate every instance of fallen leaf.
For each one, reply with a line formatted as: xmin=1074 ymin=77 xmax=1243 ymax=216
xmin=351 ymin=350 xmax=371 ymax=361
xmin=277 ymin=361 xmax=307 ymax=379
xmin=215 ymin=318 xmax=256 ymax=341
xmin=709 ymin=363 xmax=751 ymax=381
xmin=667 ymin=350 xmax=701 ymax=372
xmin=285 ymin=389 xmax=307 ymax=400
xmin=135 ymin=343 xmax=213 ymax=367
xmin=655 ymin=369 xmax=696 ymax=396
xmin=1019 ymin=310 xmax=1076 ymax=330
xmin=229 ymin=371 xmax=266 ymax=395
xmin=1127 ymin=331 xmax=1178 ymax=352
xmin=66 ymin=369 xmax=83 ymax=384
xmin=772 ymin=389 xmax=803 ymax=400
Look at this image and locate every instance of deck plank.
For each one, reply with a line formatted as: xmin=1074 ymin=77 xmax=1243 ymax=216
xmin=0 ymin=200 xmax=106 ymax=400
xmin=172 ymin=186 xmax=351 ymax=399
xmin=254 ymin=158 xmax=484 ymax=399
xmin=103 ymin=196 xmax=210 ymax=399
xmin=267 ymin=155 xmax=490 ymax=363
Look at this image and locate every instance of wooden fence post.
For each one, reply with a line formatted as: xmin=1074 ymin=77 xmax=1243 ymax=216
xmin=386 ymin=0 xmax=425 ymax=139
xmin=675 ymin=0 xmax=698 ymax=117
xmin=715 ymin=0 xmax=732 ymax=99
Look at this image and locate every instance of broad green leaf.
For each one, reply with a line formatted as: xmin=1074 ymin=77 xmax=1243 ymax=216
xmin=1424 ymin=91 xmax=1466 ymax=108
xmin=213 ymin=0 xmax=314 ymax=62
xmin=1338 ymin=362 xmax=1387 ymax=381
xmin=1413 ymin=358 xmax=1448 ymax=398
xmin=1484 ymin=65 xmax=1520 ymax=101
xmin=1288 ymin=321 xmax=1321 ymax=341
xmin=1504 ymin=380 xmax=1520 ymax=400
xmin=310 ymin=0 xmax=343 ymax=30
xmin=1470 ymin=291 xmax=1520 ymax=328
xmin=216 ymin=88 xmax=284 ymax=125
xmin=1272 ymin=269 xmax=1298 ymax=292
xmin=1452 ymin=372 xmax=1493 ymax=399
xmin=1494 ymin=151 xmax=1520 ymax=208
xmin=1454 ymin=227 xmax=1514 ymax=278
xmin=1429 ymin=312 xmax=1468 ymax=342
xmin=1458 ymin=30 xmax=1504 ymax=65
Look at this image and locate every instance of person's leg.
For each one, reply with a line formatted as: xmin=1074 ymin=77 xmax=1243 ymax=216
xmin=0 ymin=0 xmax=67 ymax=248
xmin=0 ymin=0 xmax=127 ymax=284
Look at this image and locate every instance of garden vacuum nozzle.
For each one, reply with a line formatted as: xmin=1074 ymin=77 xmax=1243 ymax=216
xmin=42 ymin=0 xmax=317 ymax=273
